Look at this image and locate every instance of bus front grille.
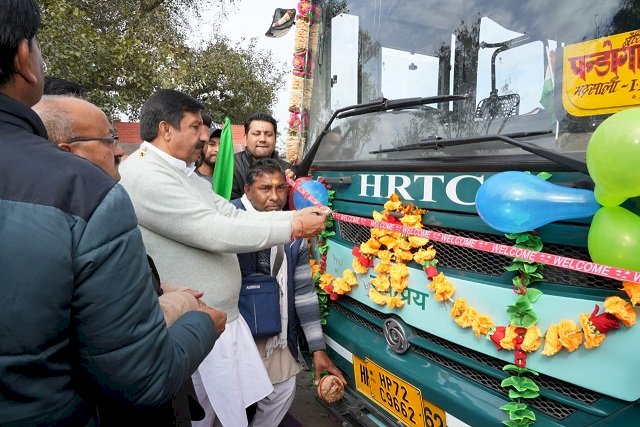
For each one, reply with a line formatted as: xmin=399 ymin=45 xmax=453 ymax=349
xmin=331 ymin=298 xmax=605 ymax=421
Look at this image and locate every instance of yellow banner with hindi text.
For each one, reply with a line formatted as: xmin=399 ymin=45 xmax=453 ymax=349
xmin=563 ymin=29 xmax=640 ymax=116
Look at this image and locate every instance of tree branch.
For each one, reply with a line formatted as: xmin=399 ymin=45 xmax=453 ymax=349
xmin=139 ymin=0 xmax=165 ymax=13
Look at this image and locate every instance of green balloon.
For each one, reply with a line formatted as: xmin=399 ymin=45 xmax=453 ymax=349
xmin=586 ymin=108 xmax=640 ymax=206
xmin=594 ymin=187 xmax=626 ymax=208
xmin=588 ymin=206 xmax=640 ymax=271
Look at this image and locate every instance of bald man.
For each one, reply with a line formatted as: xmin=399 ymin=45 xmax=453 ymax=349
xmin=33 ymin=95 xmax=225 ymax=426
xmin=33 ymin=95 xmax=124 ymax=181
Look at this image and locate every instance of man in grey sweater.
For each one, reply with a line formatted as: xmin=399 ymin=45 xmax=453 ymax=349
xmin=119 ymin=89 xmax=329 ymax=427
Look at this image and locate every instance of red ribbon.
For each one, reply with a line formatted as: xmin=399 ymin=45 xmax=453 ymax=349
xmin=287 ymin=177 xmax=640 ymax=284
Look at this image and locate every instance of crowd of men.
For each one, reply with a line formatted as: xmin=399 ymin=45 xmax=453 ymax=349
xmin=0 ymin=1 xmax=345 ymax=426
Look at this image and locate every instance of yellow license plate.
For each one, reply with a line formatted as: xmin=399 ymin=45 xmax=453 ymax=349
xmin=353 ymin=356 xmax=447 ymax=427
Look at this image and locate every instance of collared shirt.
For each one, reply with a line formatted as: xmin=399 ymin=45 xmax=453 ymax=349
xmin=141 ymin=141 xmax=196 ymax=176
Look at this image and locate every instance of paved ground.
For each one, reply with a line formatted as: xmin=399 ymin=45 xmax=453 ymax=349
xmin=285 ymin=369 xmax=344 ymax=427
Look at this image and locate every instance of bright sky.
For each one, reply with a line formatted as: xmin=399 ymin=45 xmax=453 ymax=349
xmin=189 ymin=0 xmax=299 ymax=140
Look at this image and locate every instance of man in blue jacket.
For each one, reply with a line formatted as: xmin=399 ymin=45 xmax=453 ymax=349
xmin=0 ymin=2 xmax=220 ymax=425
xmin=231 ymin=159 xmax=346 ymax=426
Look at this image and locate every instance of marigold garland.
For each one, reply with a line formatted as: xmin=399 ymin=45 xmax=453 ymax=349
xmin=286 ymin=0 xmax=321 ymax=163
xmin=320 ymin=194 xmax=639 ymax=352
xmin=310 ymin=177 xmax=335 ymax=323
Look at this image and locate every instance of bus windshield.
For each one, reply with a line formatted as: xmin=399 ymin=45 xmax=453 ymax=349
xmin=310 ymin=0 xmax=640 ymax=163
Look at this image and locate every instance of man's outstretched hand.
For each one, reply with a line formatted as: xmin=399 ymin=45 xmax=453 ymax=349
xmin=291 ymin=206 xmax=331 ymax=239
xmin=313 ymin=350 xmax=347 ymax=386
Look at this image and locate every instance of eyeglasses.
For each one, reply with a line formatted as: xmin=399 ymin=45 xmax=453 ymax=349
xmin=66 ymin=135 xmax=119 ymax=145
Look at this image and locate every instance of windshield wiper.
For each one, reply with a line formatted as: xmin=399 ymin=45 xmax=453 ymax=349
xmin=337 ymin=94 xmax=467 ymax=119
xmin=296 ymin=94 xmax=467 ymax=176
xmin=370 ymin=130 xmax=589 ymax=174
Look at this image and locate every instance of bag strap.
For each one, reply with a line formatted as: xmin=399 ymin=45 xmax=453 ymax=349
xmin=272 ymin=245 xmax=284 ymax=276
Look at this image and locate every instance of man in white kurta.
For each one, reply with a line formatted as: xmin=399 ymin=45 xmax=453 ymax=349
xmin=119 ymin=89 xmax=329 ymax=426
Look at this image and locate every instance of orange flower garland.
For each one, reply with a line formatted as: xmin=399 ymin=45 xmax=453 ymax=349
xmin=285 ymin=0 xmax=321 ymax=163
xmin=323 ymin=195 xmax=640 ymax=359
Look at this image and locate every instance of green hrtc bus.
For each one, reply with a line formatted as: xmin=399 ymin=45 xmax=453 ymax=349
xmin=296 ymin=1 xmax=640 ymax=426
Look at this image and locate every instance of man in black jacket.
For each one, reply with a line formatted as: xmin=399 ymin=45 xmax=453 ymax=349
xmin=0 ymin=2 xmax=220 ymax=425
xmin=231 ymin=111 xmax=295 ymax=199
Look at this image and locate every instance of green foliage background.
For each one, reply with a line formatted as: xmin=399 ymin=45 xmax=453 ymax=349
xmin=39 ymin=0 xmax=287 ymax=121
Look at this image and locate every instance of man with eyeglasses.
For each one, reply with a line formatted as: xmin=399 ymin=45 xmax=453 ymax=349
xmin=0 ymin=2 xmax=220 ymax=425
xmin=33 ymin=94 xmax=225 ymax=425
xmin=33 ymin=95 xmax=124 ymax=181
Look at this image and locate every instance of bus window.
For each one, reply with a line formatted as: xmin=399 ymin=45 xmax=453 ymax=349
xmin=330 ymin=13 xmax=359 ymax=111
xmin=381 ymin=48 xmax=439 ymax=99
xmin=476 ymin=17 xmax=547 ymax=116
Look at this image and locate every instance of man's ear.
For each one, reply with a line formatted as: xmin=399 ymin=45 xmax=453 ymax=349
xmin=14 ymin=39 xmax=38 ymax=86
xmin=244 ymin=184 xmax=251 ymax=196
xmin=158 ymin=121 xmax=172 ymax=141
xmin=57 ymin=142 xmax=73 ymax=153
xmin=58 ymin=142 xmax=73 ymax=153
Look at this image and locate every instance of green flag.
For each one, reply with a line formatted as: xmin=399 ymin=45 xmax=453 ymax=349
xmin=212 ymin=116 xmax=234 ymax=200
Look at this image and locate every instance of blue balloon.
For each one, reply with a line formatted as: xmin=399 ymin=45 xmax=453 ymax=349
xmin=293 ymin=179 xmax=329 ymax=209
xmin=475 ymin=172 xmax=601 ymax=233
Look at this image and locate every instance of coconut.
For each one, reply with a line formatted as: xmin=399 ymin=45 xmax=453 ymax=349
xmin=316 ymin=374 xmax=344 ymax=403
